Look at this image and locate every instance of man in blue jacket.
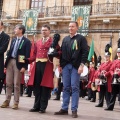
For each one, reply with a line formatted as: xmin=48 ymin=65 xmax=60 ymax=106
xmin=1 ymin=24 xmax=31 ymax=110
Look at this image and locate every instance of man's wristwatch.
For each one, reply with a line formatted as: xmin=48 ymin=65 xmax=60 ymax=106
xmin=80 ymin=63 xmax=84 ymax=67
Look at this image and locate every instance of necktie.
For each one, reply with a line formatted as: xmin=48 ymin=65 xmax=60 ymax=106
xmin=42 ymin=38 xmax=47 ymax=44
xmin=13 ymin=39 xmax=20 ymax=58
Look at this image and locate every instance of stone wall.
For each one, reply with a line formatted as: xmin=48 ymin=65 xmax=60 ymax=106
xmin=3 ymin=0 xmax=17 ymax=17
xmin=2 ymin=0 xmax=120 ymax=62
xmin=2 ymin=0 xmax=30 ymax=18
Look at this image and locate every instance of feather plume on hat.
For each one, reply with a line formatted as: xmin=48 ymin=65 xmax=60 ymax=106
xmin=97 ymin=56 xmax=101 ymax=66
xmin=117 ymin=38 xmax=120 ymax=52
xmin=105 ymin=44 xmax=111 ymax=56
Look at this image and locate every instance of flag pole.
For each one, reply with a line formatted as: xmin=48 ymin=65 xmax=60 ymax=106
xmin=88 ymin=38 xmax=94 ymax=62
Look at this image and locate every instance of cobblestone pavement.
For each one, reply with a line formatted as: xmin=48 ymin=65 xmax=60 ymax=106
xmin=0 ymin=93 xmax=120 ymax=120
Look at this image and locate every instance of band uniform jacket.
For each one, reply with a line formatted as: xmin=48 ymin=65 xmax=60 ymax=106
xmin=109 ymin=59 xmax=120 ymax=79
xmin=0 ymin=31 xmax=10 ymax=80
xmin=93 ymin=70 xmax=100 ymax=91
xmin=87 ymin=67 xmax=95 ymax=88
xmin=27 ymin=38 xmax=54 ymax=88
xmin=98 ymin=60 xmax=113 ymax=92
xmin=5 ymin=36 xmax=31 ymax=70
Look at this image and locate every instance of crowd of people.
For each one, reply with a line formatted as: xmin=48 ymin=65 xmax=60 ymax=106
xmin=0 ymin=20 xmax=120 ymax=119
xmin=84 ymin=45 xmax=120 ymax=111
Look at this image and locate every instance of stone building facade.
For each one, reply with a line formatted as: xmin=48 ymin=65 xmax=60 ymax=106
xmin=0 ymin=0 xmax=120 ymax=61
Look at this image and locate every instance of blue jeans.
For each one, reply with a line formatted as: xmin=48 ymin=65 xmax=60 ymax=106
xmin=62 ymin=64 xmax=80 ymax=111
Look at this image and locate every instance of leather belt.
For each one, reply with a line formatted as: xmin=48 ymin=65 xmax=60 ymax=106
xmin=36 ymin=58 xmax=48 ymax=62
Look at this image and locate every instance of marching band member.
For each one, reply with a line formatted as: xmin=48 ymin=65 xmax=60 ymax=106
xmin=105 ymin=47 xmax=120 ymax=111
xmin=91 ymin=56 xmax=102 ymax=102
xmin=95 ymin=51 xmax=112 ymax=108
xmin=91 ymin=63 xmax=101 ymax=102
xmin=86 ymin=62 xmax=95 ymax=101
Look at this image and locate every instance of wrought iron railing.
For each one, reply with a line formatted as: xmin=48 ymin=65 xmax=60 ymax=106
xmin=17 ymin=6 xmax=71 ymax=19
xmin=45 ymin=6 xmax=71 ymax=17
xmin=17 ymin=8 xmax=45 ymax=19
xmin=91 ymin=2 xmax=120 ymax=15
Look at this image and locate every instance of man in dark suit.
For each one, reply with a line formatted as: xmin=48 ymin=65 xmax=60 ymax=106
xmin=1 ymin=24 xmax=31 ymax=110
xmin=0 ymin=21 xmax=10 ymax=94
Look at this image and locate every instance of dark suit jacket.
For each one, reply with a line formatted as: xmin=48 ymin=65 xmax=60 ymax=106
xmin=5 ymin=36 xmax=31 ymax=70
xmin=0 ymin=31 xmax=10 ymax=79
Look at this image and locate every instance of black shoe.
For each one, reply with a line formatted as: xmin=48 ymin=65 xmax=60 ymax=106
xmin=90 ymin=99 xmax=96 ymax=102
xmin=26 ymin=95 xmax=31 ymax=97
xmin=72 ymin=111 xmax=78 ymax=118
xmin=86 ymin=98 xmax=91 ymax=100
xmin=29 ymin=108 xmax=39 ymax=112
xmin=95 ymin=104 xmax=103 ymax=107
xmin=81 ymin=96 xmax=85 ymax=98
xmin=39 ymin=109 xmax=46 ymax=113
xmin=54 ymin=109 xmax=68 ymax=115
xmin=53 ymin=98 xmax=60 ymax=100
xmin=104 ymin=108 xmax=113 ymax=111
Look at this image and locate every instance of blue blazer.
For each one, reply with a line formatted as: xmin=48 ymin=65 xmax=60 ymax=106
xmin=5 ymin=36 xmax=31 ymax=70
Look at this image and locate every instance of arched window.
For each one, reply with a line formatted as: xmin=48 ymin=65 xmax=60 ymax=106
xmin=30 ymin=0 xmax=45 ymax=17
xmin=0 ymin=0 xmax=3 ymax=18
xmin=74 ymin=0 xmax=92 ymax=5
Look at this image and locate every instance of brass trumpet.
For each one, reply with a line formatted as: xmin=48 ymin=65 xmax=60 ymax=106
xmin=112 ymin=68 xmax=120 ymax=84
xmin=99 ymin=77 xmax=107 ymax=85
xmin=99 ymin=70 xmax=107 ymax=85
xmin=112 ymin=75 xmax=120 ymax=84
xmin=112 ymin=77 xmax=118 ymax=84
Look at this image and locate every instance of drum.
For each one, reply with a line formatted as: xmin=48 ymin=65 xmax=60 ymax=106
xmin=81 ymin=65 xmax=88 ymax=77
xmin=91 ymin=79 xmax=99 ymax=91
xmin=91 ymin=84 xmax=97 ymax=91
xmin=91 ymin=84 xmax=98 ymax=91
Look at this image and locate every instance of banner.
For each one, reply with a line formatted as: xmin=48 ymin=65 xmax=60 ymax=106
xmin=72 ymin=5 xmax=91 ymax=36
xmin=22 ymin=10 xmax=39 ymax=34
xmin=88 ymin=39 xmax=94 ymax=61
